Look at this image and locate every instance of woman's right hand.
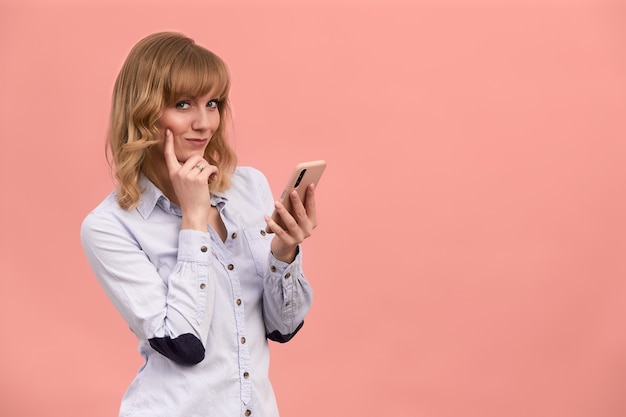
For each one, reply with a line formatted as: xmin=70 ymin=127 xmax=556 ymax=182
xmin=163 ymin=129 xmax=217 ymax=231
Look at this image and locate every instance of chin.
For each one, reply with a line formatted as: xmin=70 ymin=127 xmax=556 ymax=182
xmin=177 ymin=151 xmax=206 ymax=162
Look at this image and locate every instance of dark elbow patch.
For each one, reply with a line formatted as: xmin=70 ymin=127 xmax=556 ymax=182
xmin=267 ymin=321 xmax=304 ymax=343
xmin=149 ymin=333 xmax=205 ymax=365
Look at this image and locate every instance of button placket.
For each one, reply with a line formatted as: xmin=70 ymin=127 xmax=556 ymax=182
xmin=216 ymin=253 xmax=251 ymax=404
xmin=210 ymin=221 xmax=252 ymax=405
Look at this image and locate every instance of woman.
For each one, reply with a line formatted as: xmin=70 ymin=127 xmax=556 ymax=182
xmin=80 ymin=32 xmax=316 ymax=417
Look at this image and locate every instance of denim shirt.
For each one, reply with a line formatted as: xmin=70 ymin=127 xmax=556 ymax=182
xmin=80 ymin=166 xmax=313 ymax=417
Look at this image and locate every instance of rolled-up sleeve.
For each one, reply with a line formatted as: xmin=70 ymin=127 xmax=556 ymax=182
xmin=80 ymin=212 xmax=217 ymax=365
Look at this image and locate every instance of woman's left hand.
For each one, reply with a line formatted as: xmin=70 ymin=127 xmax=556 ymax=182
xmin=266 ymin=183 xmax=317 ymax=263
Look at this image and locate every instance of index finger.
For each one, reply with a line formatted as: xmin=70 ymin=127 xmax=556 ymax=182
xmin=163 ymin=129 xmax=180 ymax=172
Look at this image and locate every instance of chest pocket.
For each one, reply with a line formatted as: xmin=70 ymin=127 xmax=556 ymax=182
xmin=242 ymin=228 xmax=273 ymax=277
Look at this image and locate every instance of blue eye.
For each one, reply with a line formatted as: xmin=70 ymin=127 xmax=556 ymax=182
xmin=207 ymin=99 xmax=219 ymax=109
xmin=175 ymin=101 xmax=190 ymax=109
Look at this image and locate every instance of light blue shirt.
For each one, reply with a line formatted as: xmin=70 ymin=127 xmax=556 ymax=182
xmin=80 ymin=167 xmax=313 ymax=417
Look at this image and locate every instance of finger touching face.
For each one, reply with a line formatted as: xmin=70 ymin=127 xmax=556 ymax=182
xmin=163 ymin=128 xmax=181 ymax=172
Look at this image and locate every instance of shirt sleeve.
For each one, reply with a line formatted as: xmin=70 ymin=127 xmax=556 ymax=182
xmin=80 ymin=212 xmax=216 ymax=365
xmin=254 ymin=168 xmax=314 ymax=342
xmin=262 ymin=249 xmax=313 ymax=342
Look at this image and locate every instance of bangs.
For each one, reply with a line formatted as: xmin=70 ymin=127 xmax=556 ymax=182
xmin=165 ymin=45 xmax=230 ymax=103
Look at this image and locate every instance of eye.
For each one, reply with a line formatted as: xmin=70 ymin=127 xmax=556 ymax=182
xmin=175 ymin=101 xmax=191 ymax=109
xmin=207 ymin=99 xmax=219 ymax=109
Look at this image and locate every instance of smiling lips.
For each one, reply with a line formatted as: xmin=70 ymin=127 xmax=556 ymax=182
xmin=186 ymin=138 xmax=209 ymax=147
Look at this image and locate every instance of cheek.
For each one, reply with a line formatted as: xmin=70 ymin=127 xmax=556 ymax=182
xmin=158 ymin=110 xmax=185 ymax=135
xmin=211 ymin=112 xmax=222 ymax=135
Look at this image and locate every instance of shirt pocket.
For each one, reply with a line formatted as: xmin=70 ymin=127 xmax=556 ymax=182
xmin=242 ymin=227 xmax=273 ymax=277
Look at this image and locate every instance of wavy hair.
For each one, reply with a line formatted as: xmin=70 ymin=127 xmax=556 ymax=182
xmin=107 ymin=32 xmax=237 ymax=209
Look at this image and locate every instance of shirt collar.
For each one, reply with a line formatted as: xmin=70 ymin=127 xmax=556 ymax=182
xmin=136 ymin=175 xmax=166 ymax=219
xmin=136 ymin=175 xmax=228 ymax=219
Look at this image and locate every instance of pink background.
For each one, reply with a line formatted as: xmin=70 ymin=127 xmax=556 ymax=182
xmin=1 ymin=1 xmax=625 ymax=416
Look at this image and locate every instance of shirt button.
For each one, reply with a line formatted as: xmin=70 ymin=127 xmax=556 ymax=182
xmin=260 ymin=230 xmax=266 ymax=236
xmin=243 ymin=371 xmax=249 ymax=379
xmin=228 ymin=264 xmax=234 ymax=270
xmin=200 ymin=283 xmax=206 ymax=290
xmin=241 ymin=337 xmax=246 ymax=344
xmin=270 ymin=265 xmax=276 ymax=273
xmin=236 ymin=298 xmax=242 ymax=306
xmin=200 ymin=246 xmax=208 ymax=253
xmin=231 ymin=232 xmax=238 ymax=239
xmin=245 ymin=410 xmax=251 ymax=416
xmin=284 ymin=272 xmax=291 ymax=279
xmin=285 ymin=301 xmax=291 ymax=307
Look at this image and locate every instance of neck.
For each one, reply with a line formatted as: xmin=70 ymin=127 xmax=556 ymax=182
xmin=144 ymin=153 xmax=179 ymax=206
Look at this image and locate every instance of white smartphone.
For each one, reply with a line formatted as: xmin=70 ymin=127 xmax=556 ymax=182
xmin=265 ymin=160 xmax=327 ymax=233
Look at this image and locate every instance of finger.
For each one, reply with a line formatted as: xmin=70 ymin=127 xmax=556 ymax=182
xmin=264 ymin=215 xmax=283 ymax=235
xmin=276 ymin=198 xmax=310 ymax=239
xmin=289 ymin=188 xmax=316 ymax=232
xmin=182 ymin=157 xmax=218 ymax=181
xmin=272 ymin=200 xmax=296 ymax=230
xmin=289 ymin=189 xmax=308 ymax=222
xmin=163 ymin=129 xmax=181 ymax=173
xmin=181 ymin=156 xmax=206 ymax=175
xmin=303 ymin=184 xmax=318 ymax=228
xmin=265 ymin=214 xmax=297 ymax=245
xmin=208 ymin=169 xmax=218 ymax=184
xmin=203 ymin=165 xmax=219 ymax=184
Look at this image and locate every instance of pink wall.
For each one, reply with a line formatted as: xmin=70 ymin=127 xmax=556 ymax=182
xmin=1 ymin=1 xmax=625 ymax=416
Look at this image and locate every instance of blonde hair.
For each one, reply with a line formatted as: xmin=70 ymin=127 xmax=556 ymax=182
xmin=107 ymin=32 xmax=237 ymax=209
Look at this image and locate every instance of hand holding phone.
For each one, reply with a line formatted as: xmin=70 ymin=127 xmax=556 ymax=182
xmin=265 ymin=160 xmax=326 ymax=233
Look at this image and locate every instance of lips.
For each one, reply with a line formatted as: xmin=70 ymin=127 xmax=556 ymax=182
xmin=185 ymin=138 xmax=209 ymax=147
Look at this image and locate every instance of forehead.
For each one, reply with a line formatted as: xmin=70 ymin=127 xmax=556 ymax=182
xmin=174 ymin=90 xmax=222 ymax=102
xmin=166 ymin=49 xmax=229 ymax=102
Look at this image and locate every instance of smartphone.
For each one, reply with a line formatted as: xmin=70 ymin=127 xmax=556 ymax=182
xmin=265 ymin=160 xmax=327 ymax=233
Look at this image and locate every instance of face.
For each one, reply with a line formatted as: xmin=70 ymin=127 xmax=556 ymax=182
xmin=158 ymin=91 xmax=221 ymax=163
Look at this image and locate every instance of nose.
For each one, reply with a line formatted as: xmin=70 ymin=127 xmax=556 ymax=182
xmin=191 ymin=108 xmax=219 ymax=132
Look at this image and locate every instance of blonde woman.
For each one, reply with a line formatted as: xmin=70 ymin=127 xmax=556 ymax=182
xmin=81 ymin=32 xmax=316 ymax=417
